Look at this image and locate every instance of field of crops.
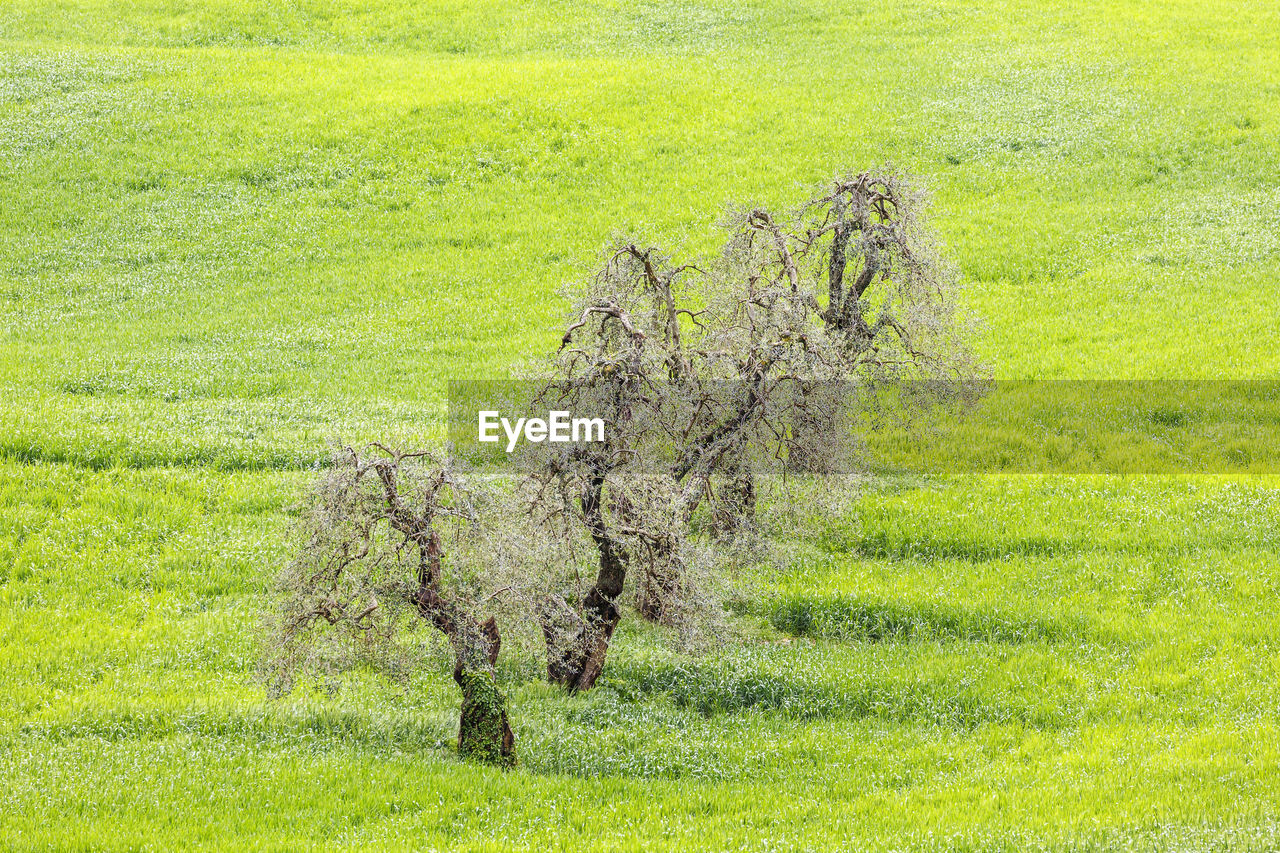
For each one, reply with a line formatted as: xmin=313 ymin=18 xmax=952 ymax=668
xmin=2 ymin=0 xmax=1279 ymax=849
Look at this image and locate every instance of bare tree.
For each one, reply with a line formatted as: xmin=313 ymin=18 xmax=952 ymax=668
xmin=526 ymin=167 xmax=978 ymax=686
xmin=265 ymin=167 xmax=977 ymax=716
xmin=266 ymin=446 xmax=516 ymax=766
xmin=704 ymin=168 xmax=977 ymax=524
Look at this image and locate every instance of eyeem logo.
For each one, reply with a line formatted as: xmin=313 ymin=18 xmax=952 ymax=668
xmin=478 ymin=410 xmax=605 ymax=452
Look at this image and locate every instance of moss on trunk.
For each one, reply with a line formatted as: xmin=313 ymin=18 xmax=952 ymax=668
xmin=455 ymin=667 xmax=516 ymax=767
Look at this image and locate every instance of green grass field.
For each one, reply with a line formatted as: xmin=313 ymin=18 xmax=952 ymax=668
xmin=2 ymin=1 xmax=1280 ymax=849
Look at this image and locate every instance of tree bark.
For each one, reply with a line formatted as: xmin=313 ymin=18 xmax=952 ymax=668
xmin=414 ymin=587 xmax=516 ymax=766
xmin=827 ymin=214 xmax=852 ymax=318
xmin=544 ymin=475 xmax=627 ymax=691
xmin=563 ymin=588 xmax=621 ymax=691
xmin=454 ymin=658 xmax=516 ymax=767
xmin=544 ymin=587 xmax=621 ymax=691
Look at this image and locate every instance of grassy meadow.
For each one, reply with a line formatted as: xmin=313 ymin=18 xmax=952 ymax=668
xmin=2 ymin=0 xmax=1280 ymax=848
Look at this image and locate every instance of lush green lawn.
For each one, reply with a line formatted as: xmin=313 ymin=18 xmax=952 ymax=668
xmin=2 ymin=0 xmax=1279 ymax=849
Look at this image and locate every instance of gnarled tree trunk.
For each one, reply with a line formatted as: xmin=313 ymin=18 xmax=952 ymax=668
xmin=543 ymin=475 xmax=626 ymax=691
xmin=415 ymin=585 xmax=516 ymax=766
xmin=545 ymin=587 xmax=620 ymax=692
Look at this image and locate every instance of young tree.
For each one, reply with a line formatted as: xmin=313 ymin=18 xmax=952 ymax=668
xmin=266 ymin=446 xmax=516 ymax=766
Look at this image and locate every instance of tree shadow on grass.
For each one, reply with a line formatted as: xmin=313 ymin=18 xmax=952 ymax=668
xmin=763 ymin=594 xmax=1077 ymax=644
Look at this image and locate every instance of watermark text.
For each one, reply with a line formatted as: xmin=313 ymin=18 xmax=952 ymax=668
xmin=478 ymin=410 xmax=605 ymax=452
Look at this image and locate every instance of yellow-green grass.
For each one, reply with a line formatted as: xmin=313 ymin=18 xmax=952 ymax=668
xmin=2 ymin=0 xmax=1280 ymax=848
xmin=3 ymin=465 xmax=1280 ymax=848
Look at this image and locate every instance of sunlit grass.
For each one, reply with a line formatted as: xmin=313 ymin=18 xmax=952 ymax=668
xmin=3 ymin=465 xmax=1279 ymax=847
xmin=2 ymin=0 xmax=1280 ymax=848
